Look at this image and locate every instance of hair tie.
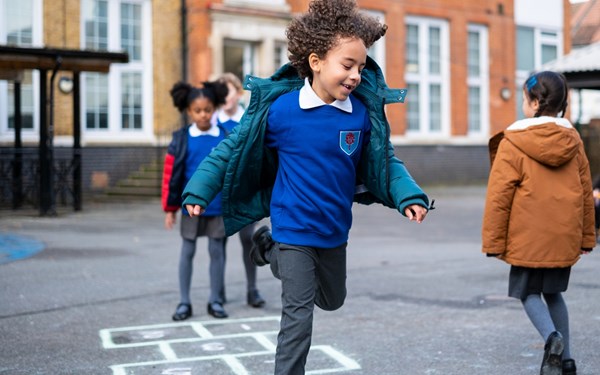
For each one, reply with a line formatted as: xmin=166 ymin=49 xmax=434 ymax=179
xmin=526 ymin=75 xmax=538 ymax=91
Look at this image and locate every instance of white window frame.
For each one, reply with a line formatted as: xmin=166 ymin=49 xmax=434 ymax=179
xmin=366 ymin=10 xmax=386 ymax=75
xmin=0 ymin=0 xmax=43 ymax=144
xmin=79 ymin=0 xmax=154 ymax=144
xmin=404 ymin=16 xmax=450 ymax=139
xmin=466 ymin=24 xmax=489 ymax=139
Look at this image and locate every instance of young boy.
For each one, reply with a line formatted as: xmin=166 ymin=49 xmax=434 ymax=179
xmin=183 ymin=0 xmax=430 ymax=373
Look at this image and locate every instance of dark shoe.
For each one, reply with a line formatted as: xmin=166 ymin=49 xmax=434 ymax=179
xmin=540 ymin=331 xmax=564 ymax=375
xmin=172 ymin=303 xmax=192 ymax=321
xmin=247 ymin=290 xmax=266 ymax=308
xmin=207 ymin=302 xmax=228 ymax=319
xmin=562 ymin=359 xmax=577 ymax=375
xmin=250 ymin=226 xmax=274 ymax=266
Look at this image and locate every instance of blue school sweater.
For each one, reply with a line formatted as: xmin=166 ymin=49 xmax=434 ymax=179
xmin=185 ymin=131 xmax=225 ymax=216
xmin=266 ymin=91 xmax=371 ymax=248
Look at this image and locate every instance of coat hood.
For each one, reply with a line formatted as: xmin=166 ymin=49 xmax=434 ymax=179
xmin=501 ymin=117 xmax=581 ymax=167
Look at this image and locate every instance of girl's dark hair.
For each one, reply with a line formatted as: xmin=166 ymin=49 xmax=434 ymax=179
xmin=169 ymin=81 xmax=228 ymax=112
xmin=286 ymin=0 xmax=387 ymax=79
xmin=523 ymin=71 xmax=569 ymax=118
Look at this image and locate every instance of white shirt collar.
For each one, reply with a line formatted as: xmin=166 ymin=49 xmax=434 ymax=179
xmin=298 ymin=78 xmax=353 ymax=113
xmin=188 ymin=116 xmax=220 ymax=137
xmin=216 ymin=105 xmax=244 ymax=123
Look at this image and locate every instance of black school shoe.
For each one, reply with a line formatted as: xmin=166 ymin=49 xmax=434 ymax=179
xmin=562 ymin=359 xmax=577 ymax=375
xmin=207 ymin=302 xmax=228 ymax=319
xmin=247 ymin=289 xmax=265 ymax=308
xmin=250 ymin=226 xmax=273 ymax=266
xmin=540 ymin=331 xmax=564 ymax=375
xmin=172 ymin=303 xmax=192 ymax=321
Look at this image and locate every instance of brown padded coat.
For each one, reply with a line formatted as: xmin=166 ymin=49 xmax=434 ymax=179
xmin=482 ymin=117 xmax=596 ymax=268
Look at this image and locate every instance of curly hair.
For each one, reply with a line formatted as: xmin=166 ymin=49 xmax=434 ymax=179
xmin=169 ymin=81 xmax=228 ymax=112
xmin=286 ymin=0 xmax=387 ymax=79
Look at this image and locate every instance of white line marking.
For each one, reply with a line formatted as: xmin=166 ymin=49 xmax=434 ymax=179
xmin=222 ymin=355 xmax=249 ymax=375
xmin=190 ymin=322 xmax=213 ymax=339
xmin=252 ymin=333 xmax=277 ymax=351
xmin=159 ymin=342 xmax=178 ymax=361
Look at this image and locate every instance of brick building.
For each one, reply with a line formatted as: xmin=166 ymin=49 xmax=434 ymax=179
xmin=0 ymin=0 xmax=572 ymax=203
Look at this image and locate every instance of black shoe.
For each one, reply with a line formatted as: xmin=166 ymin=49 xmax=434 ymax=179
xmin=207 ymin=302 xmax=228 ymax=319
xmin=562 ymin=359 xmax=577 ymax=375
xmin=540 ymin=331 xmax=564 ymax=375
xmin=247 ymin=290 xmax=266 ymax=308
xmin=250 ymin=226 xmax=274 ymax=266
xmin=172 ymin=303 xmax=192 ymax=321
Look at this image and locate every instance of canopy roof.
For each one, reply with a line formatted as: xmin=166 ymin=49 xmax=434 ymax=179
xmin=0 ymin=45 xmax=128 ymax=74
xmin=542 ymin=42 xmax=600 ymax=89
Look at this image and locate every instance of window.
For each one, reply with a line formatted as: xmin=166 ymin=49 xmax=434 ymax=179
xmin=80 ymin=0 xmax=152 ymax=142
xmin=0 ymin=0 xmax=41 ymax=141
xmin=223 ymin=39 xmax=257 ymax=84
xmin=515 ymin=26 xmax=561 ymax=119
xmin=274 ymin=42 xmax=288 ymax=72
xmin=404 ymin=17 xmax=449 ymax=137
xmin=467 ymin=24 xmax=489 ymax=136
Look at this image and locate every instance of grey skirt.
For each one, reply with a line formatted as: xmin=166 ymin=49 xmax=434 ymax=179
xmin=180 ymin=214 xmax=225 ymax=240
xmin=508 ymin=265 xmax=571 ymax=300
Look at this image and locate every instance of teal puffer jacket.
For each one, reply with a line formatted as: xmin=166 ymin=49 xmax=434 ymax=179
xmin=182 ymin=56 xmax=429 ymax=236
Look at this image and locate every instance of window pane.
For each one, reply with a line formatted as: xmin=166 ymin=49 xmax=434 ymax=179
xmin=405 ymin=24 xmax=419 ymax=74
xmin=468 ymin=31 xmax=480 ymax=77
xmin=429 ymin=84 xmax=441 ymax=131
xmin=5 ymin=1 xmax=33 ymax=46
xmin=542 ymin=44 xmax=557 ymax=65
xmin=83 ymin=0 xmax=108 ymax=50
xmin=121 ymin=3 xmax=142 ymax=61
xmin=121 ymin=72 xmax=142 ymax=130
xmin=224 ymin=40 xmax=256 ymax=80
xmin=429 ymin=26 xmax=441 ymax=74
xmin=407 ymin=83 xmax=420 ymax=131
xmin=8 ymin=72 xmax=34 ymax=129
xmin=516 ymin=26 xmax=534 ymax=71
xmin=85 ymin=73 xmax=109 ymax=129
xmin=468 ymin=86 xmax=481 ymax=132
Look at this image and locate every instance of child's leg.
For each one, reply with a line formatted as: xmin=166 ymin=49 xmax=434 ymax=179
xmin=544 ymin=292 xmax=571 ymax=359
xmin=273 ymin=244 xmax=319 ymax=375
xmin=178 ymin=238 xmax=196 ymax=304
xmin=207 ymin=237 xmax=227 ymax=304
xmin=521 ymin=293 xmax=556 ymax=340
xmin=238 ymin=224 xmax=258 ymax=292
xmin=314 ymin=243 xmax=347 ymax=311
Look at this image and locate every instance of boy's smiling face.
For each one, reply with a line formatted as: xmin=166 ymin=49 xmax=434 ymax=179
xmin=309 ymin=37 xmax=367 ymax=104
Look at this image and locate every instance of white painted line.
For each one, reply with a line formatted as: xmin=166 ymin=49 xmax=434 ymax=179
xmin=159 ymin=342 xmax=178 ymax=361
xmin=308 ymin=345 xmax=361 ymax=374
xmin=251 ymin=332 xmax=277 ymax=351
xmin=190 ymin=322 xmax=213 ymax=338
xmin=221 ymin=355 xmax=249 ymax=375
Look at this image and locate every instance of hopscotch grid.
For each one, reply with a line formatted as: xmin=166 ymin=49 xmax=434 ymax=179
xmin=103 ymin=317 xmax=361 ymax=375
xmin=100 ymin=315 xmax=281 ymax=349
xmin=108 ymin=346 xmax=360 ymax=374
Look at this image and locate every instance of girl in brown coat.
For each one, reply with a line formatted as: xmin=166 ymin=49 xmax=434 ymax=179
xmin=482 ymin=71 xmax=596 ymax=375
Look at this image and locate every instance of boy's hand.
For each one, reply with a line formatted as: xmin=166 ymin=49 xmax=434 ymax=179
xmin=185 ymin=204 xmax=205 ymax=217
xmin=404 ymin=204 xmax=427 ymax=223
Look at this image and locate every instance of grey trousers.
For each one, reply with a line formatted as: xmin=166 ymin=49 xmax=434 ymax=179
xmin=268 ymin=242 xmax=347 ymax=375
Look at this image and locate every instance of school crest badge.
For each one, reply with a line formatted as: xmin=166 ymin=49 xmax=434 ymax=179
xmin=339 ymin=130 xmax=361 ymax=156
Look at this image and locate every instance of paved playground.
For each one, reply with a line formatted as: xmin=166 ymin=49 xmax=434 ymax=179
xmin=1 ymin=185 xmax=599 ymax=374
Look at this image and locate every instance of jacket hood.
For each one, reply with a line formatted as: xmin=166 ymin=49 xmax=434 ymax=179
xmin=502 ymin=117 xmax=580 ymax=167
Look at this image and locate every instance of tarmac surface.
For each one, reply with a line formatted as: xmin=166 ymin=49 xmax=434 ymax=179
xmin=1 ymin=185 xmax=599 ymax=375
